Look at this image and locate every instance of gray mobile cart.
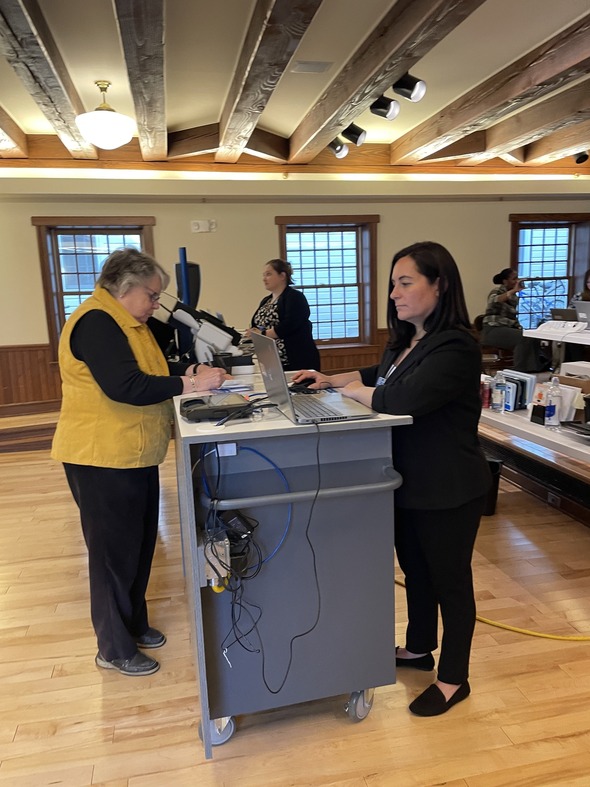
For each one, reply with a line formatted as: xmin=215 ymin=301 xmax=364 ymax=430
xmin=174 ymin=397 xmax=411 ymax=758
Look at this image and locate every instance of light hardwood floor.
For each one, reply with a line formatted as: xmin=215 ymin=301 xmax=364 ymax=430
xmin=1 ymin=444 xmax=590 ymax=787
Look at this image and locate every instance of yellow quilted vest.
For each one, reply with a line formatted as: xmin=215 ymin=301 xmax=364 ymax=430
xmin=51 ymin=286 xmax=173 ymax=468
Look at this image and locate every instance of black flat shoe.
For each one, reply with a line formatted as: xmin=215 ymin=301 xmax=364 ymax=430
xmin=135 ymin=627 xmax=166 ymax=649
xmin=409 ymin=681 xmax=470 ymax=716
xmin=395 ymin=646 xmax=435 ymax=672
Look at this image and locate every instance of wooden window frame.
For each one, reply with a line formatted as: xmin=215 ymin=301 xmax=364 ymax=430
xmin=32 ymin=216 xmax=155 ymax=361
xmin=275 ymin=214 xmax=379 ymax=347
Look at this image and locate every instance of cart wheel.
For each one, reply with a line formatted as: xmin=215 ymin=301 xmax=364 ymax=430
xmin=345 ymin=688 xmax=375 ymax=722
xmin=197 ymin=716 xmax=236 ymax=745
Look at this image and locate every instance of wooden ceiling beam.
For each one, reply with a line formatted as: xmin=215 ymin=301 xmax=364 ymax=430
xmin=389 ymin=13 xmax=590 ymax=165
xmin=168 ymin=123 xmax=220 ymax=159
xmin=462 ymin=78 xmax=590 ymax=165
xmin=0 ymin=0 xmax=97 ymax=159
xmin=289 ymin=0 xmax=487 ymax=164
xmin=422 ymin=131 xmax=486 ymax=161
xmin=113 ymin=0 xmax=166 ymax=162
xmin=0 ymin=104 xmax=27 ymax=157
xmin=524 ymin=118 xmax=590 ymax=165
xmin=214 ymin=0 xmax=323 ymax=163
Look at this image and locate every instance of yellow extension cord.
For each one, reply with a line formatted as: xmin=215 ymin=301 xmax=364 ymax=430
xmin=394 ymin=579 xmax=590 ymax=642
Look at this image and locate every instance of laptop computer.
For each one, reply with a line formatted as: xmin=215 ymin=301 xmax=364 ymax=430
xmin=550 ymin=307 xmax=577 ymax=321
xmin=573 ymin=301 xmax=590 ymax=327
xmin=250 ymin=332 xmax=376 ymax=424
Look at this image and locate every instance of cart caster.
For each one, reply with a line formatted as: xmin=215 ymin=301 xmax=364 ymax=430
xmin=198 ymin=716 xmax=236 ymax=746
xmin=345 ymin=688 xmax=375 ymax=722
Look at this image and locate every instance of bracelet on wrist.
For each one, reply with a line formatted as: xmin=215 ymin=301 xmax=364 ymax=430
xmin=189 ymin=375 xmax=197 ymax=391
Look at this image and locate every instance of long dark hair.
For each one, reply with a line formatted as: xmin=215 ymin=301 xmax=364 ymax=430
xmin=386 ymin=241 xmax=471 ymax=351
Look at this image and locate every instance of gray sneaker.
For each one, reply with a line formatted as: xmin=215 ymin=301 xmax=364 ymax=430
xmin=95 ymin=650 xmax=160 ymax=676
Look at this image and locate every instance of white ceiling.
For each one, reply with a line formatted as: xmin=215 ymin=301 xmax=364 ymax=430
xmin=1 ymin=0 xmax=589 ymax=171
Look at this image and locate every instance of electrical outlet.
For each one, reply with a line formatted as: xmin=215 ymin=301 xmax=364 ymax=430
xmin=191 ymin=219 xmax=216 ymax=233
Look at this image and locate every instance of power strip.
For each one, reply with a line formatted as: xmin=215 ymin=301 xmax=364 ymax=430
xmin=204 ymin=537 xmax=230 ymax=585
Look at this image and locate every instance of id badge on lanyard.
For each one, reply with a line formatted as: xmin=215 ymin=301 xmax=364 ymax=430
xmin=376 ymin=363 xmax=396 ymax=387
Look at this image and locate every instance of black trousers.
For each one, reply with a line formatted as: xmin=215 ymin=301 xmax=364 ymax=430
xmin=63 ymin=463 xmax=160 ymax=661
xmin=395 ymin=495 xmax=486 ymax=685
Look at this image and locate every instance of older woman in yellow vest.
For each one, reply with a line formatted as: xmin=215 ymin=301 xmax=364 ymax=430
xmin=52 ymin=248 xmax=227 ymax=676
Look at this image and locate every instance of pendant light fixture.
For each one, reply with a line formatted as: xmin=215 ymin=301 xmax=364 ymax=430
xmin=75 ymin=81 xmax=135 ymax=150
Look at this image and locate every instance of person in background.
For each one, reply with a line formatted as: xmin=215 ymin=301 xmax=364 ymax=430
xmin=245 ymin=258 xmax=320 ymax=371
xmin=569 ymin=268 xmax=590 ymax=306
xmin=292 ymin=241 xmax=491 ymax=717
xmin=52 ymin=248 xmax=227 ymax=676
xmin=481 ymin=268 xmax=548 ymax=372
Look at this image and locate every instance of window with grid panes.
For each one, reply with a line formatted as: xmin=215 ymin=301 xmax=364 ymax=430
xmin=32 ymin=217 xmax=155 ymax=360
xmin=509 ymin=215 xmax=590 ymax=329
xmin=276 ymin=215 xmax=379 ymax=345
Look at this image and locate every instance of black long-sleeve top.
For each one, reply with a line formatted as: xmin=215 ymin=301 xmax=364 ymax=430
xmin=70 ymin=310 xmax=187 ymax=405
xmin=361 ymin=328 xmax=491 ymax=510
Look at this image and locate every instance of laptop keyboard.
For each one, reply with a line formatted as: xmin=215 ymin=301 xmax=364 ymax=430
xmin=292 ymin=394 xmax=343 ymax=419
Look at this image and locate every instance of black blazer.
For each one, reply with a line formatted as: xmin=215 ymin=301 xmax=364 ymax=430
xmin=361 ymin=328 xmax=491 ymax=510
xmin=252 ymin=286 xmax=320 ymax=371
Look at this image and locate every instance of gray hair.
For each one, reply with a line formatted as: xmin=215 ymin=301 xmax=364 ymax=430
xmin=97 ymin=248 xmax=170 ymax=297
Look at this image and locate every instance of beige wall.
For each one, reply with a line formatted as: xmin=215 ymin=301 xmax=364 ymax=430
xmin=1 ymin=175 xmax=589 ymax=346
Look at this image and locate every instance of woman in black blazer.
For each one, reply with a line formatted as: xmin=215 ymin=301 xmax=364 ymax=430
xmin=292 ymin=241 xmax=491 ymax=717
xmin=246 ymin=259 xmax=320 ymax=371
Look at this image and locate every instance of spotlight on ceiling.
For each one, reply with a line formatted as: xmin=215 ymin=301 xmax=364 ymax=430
xmin=328 ymin=138 xmax=349 ymax=159
xmin=392 ymin=73 xmax=427 ymax=102
xmin=370 ymin=96 xmax=400 ymax=120
xmin=574 ymin=150 xmax=589 ymax=164
xmin=75 ymin=80 xmax=135 ymax=150
xmin=341 ymin=123 xmax=367 ymax=146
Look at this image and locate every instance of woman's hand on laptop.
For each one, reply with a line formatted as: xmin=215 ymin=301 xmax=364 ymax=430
xmin=341 ymin=380 xmax=375 ymax=408
xmin=290 ymin=369 xmax=333 ymax=390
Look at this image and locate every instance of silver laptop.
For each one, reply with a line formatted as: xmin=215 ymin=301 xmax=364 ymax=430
xmin=573 ymin=301 xmax=590 ymax=327
xmin=550 ymin=307 xmax=577 ymax=321
xmin=250 ymin=333 xmax=376 ymax=424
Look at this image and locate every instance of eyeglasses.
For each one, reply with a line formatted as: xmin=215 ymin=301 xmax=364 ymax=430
xmin=144 ymin=287 xmax=161 ymax=303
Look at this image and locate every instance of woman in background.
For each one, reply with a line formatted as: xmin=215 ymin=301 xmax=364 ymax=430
xmin=481 ymin=268 xmax=547 ymax=372
xmin=52 ymin=248 xmax=227 ymax=676
xmin=293 ymin=241 xmax=491 ymax=717
xmin=569 ymin=268 xmax=590 ymax=306
xmin=246 ymin=258 xmax=320 ymax=371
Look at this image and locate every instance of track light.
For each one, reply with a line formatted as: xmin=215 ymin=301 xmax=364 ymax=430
xmin=370 ymin=96 xmax=400 ymax=120
xmin=328 ymin=138 xmax=349 ymax=158
xmin=574 ymin=150 xmax=589 ymax=164
xmin=341 ymin=123 xmax=366 ymax=146
xmin=392 ymin=72 xmax=427 ymax=102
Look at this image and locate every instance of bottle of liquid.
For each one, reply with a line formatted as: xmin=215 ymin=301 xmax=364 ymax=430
xmin=491 ymin=371 xmax=506 ymax=413
xmin=481 ymin=378 xmax=491 ymax=409
xmin=545 ymin=376 xmax=561 ymax=430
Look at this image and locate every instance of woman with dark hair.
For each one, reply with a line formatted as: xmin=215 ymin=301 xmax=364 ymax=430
xmin=246 ymin=258 xmax=320 ymax=371
xmin=481 ymin=268 xmax=547 ymax=372
xmin=292 ymin=241 xmax=491 ymax=716
xmin=52 ymin=248 xmax=227 ymax=676
xmin=569 ymin=267 xmax=590 ymax=306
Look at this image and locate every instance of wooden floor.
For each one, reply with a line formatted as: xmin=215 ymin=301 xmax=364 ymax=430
xmin=2 ymin=445 xmax=590 ymax=787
